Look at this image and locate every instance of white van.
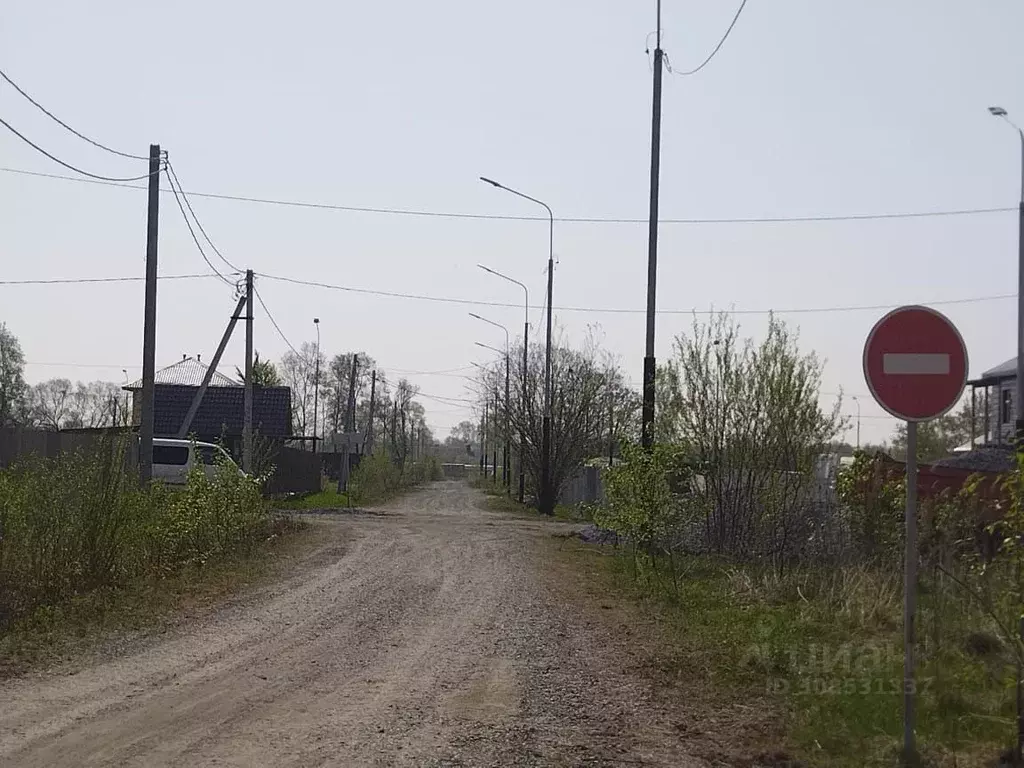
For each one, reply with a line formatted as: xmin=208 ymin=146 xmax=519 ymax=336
xmin=152 ymin=438 xmax=242 ymax=485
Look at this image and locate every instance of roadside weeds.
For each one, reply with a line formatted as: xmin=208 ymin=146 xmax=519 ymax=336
xmin=0 ymin=515 xmax=317 ymax=679
xmin=550 ymin=535 xmax=1014 ymax=768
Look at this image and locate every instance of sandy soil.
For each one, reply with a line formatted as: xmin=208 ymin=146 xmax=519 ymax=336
xmin=0 ymin=481 xmax=715 ymax=767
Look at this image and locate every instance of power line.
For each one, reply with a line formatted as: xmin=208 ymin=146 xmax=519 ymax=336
xmin=253 ymin=286 xmax=299 ymax=355
xmin=665 ymin=0 xmax=750 ymax=76
xmin=165 ymin=160 xmax=241 ymax=273
xmin=0 ymin=67 xmax=148 ymax=160
xmin=0 ymin=266 xmax=1012 ymax=316
xmin=417 ymin=390 xmax=476 ymax=404
xmin=0 ymin=273 xmax=215 ymax=286
xmin=165 ymin=165 xmax=235 ymax=287
xmin=387 ymin=365 xmax=477 ymax=375
xmin=1 ymin=166 xmax=1015 ymax=225
xmin=0 ymin=119 xmax=157 ymax=182
xmin=256 ymin=271 xmax=1013 ymax=316
xmin=417 ymin=392 xmax=476 ymax=407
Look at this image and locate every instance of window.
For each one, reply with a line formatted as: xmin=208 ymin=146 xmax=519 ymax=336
xmin=153 ymin=445 xmax=189 ymax=465
xmin=197 ymin=445 xmax=230 ymax=466
xmin=1003 ymin=389 xmax=1013 ymax=425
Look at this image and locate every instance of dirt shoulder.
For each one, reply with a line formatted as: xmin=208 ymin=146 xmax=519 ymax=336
xmin=0 ymin=481 xmax=764 ymax=767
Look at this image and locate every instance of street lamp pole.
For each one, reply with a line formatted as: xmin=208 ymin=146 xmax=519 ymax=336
xmin=480 ymin=177 xmax=555 ymax=515
xmin=990 ymin=105 xmax=1024 ymax=767
xmin=475 ymin=337 xmax=511 ymax=497
xmin=478 ymin=264 xmax=529 ymax=503
xmin=989 ymin=106 xmax=1024 ymax=451
xmin=312 ymin=317 xmax=320 ymax=453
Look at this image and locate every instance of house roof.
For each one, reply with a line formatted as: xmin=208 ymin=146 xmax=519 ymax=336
xmin=126 ymin=356 xmax=240 ymax=390
xmin=983 ymin=357 xmax=1016 ymax=379
xmin=968 ymin=356 xmax=1017 ymax=387
xmin=152 ymin=385 xmax=292 ymax=438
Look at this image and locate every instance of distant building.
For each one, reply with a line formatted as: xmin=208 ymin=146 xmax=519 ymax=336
xmin=967 ymin=356 xmax=1016 ymax=447
xmin=124 ymin=355 xmax=292 ymax=455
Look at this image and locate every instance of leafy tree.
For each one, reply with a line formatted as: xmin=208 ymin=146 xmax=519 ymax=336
xmin=235 ymin=352 xmax=282 ymax=387
xmin=889 ymin=393 xmax=980 ymax=461
xmin=0 ymin=322 xmax=26 ymax=426
xmin=658 ymin=312 xmax=845 ymax=559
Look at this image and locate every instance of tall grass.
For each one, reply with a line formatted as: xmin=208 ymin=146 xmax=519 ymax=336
xmin=0 ymin=436 xmax=272 ymax=630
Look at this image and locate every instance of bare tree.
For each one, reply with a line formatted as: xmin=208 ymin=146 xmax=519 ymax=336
xmin=280 ymin=342 xmax=323 ymax=439
xmin=25 ymin=378 xmax=76 ymax=430
xmin=322 ymin=352 xmax=376 ymax=439
xmin=22 ymin=379 xmax=123 ymax=430
xmin=471 ymin=326 xmax=636 ymax=509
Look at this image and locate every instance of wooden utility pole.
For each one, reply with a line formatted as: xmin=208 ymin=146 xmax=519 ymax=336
xmin=366 ymin=370 xmax=376 ymax=453
xmin=608 ymin=393 xmax=614 ymax=468
xmin=640 ymin=0 xmax=664 ymax=449
xmin=139 ymin=144 xmax=161 ymax=486
xmin=345 ymin=354 xmax=360 ymax=433
xmin=177 ymin=292 xmax=247 ymax=439
xmin=243 ymin=269 xmax=254 ymax=472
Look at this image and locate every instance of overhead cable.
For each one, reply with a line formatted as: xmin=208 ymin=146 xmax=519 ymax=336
xmin=1 ymin=166 xmax=1015 ymax=225
xmin=0 ymin=67 xmax=148 ymax=160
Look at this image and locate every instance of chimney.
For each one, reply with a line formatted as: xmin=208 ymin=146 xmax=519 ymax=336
xmin=197 ymin=354 xmax=201 ymax=363
xmin=182 ymin=354 xmax=187 ymax=361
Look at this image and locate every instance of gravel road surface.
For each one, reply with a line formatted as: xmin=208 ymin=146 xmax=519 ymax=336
xmin=0 ymin=481 xmax=708 ymax=767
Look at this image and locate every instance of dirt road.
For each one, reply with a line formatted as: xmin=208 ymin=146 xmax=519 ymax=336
xmin=0 ymin=481 xmax=707 ymax=767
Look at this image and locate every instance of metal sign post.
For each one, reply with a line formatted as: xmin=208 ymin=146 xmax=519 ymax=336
xmin=863 ymin=305 xmax=967 ymax=763
xmin=903 ymin=419 xmax=918 ymax=759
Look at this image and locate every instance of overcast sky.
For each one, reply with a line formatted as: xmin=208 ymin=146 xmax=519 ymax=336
xmin=2 ymin=1 xmax=1022 ymax=445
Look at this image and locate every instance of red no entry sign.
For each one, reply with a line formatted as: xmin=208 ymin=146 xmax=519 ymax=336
xmin=863 ymin=305 xmax=968 ymax=422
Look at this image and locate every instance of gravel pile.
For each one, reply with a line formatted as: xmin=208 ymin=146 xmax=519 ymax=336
xmin=575 ymin=524 xmax=621 ymax=546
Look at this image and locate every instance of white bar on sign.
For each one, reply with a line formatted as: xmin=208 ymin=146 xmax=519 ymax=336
xmin=883 ymin=353 xmax=950 ymax=375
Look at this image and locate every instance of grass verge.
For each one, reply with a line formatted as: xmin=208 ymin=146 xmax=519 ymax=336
xmin=554 ymin=539 xmax=1014 ymax=768
xmin=0 ymin=514 xmax=311 ymax=678
xmin=469 ymin=474 xmax=592 ymax=521
xmin=276 ymin=488 xmax=352 ymax=510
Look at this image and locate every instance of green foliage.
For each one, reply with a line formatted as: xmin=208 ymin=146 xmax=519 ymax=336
xmin=889 ymin=393 xmax=982 ymax=461
xmin=0 ymin=438 xmax=273 ymax=629
xmin=588 ymin=365 xmax=1021 ymax=761
xmin=0 ymin=321 xmax=26 ymax=426
xmin=347 ymin=452 xmax=440 ymax=505
xmin=235 ymin=352 xmax=282 ymax=387
xmin=276 ymin=488 xmax=351 ymax=510
xmin=836 ymin=451 xmax=905 ymax=560
xmin=596 ymin=441 xmax=695 ymax=554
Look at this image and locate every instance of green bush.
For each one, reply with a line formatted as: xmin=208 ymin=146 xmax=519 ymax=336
xmin=347 ymin=453 xmax=440 ymax=505
xmin=0 ymin=437 xmax=272 ymax=629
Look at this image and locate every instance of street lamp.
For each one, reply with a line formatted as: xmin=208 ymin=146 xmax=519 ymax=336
xmin=851 ymin=395 xmax=861 ymax=450
xmin=478 ymin=264 xmax=529 ymax=503
xmin=480 ymin=177 xmax=555 ymax=515
xmin=476 ymin=337 xmax=511 ymax=495
xmin=312 ymin=317 xmax=320 ymax=453
xmin=989 ymin=106 xmax=1024 ymax=450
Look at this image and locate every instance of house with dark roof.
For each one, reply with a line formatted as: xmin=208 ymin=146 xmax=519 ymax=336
xmin=125 ymin=356 xmax=293 ymax=454
xmin=967 ymin=356 xmax=1017 ymax=447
